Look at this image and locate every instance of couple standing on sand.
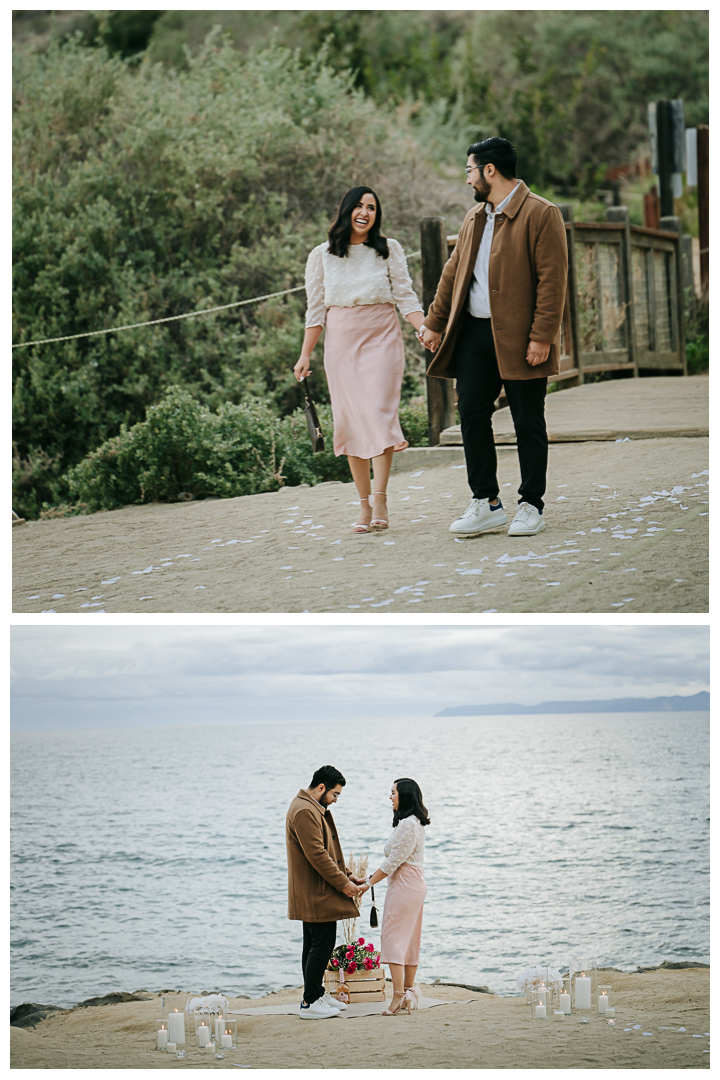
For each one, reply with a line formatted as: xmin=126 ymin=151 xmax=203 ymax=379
xmin=286 ymin=765 xmax=430 ymax=1019
xmin=293 ymin=135 xmax=568 ymax=539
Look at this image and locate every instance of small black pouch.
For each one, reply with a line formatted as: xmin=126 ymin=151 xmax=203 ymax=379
xmin=302 ymin=377 xmax=325 ymax=453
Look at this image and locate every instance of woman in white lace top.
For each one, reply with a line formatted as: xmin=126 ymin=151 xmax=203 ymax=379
xmin=293 ymin=186 xmax=424 ymax=532
xmin=360 ymin=778 xmax=429 ymax=1015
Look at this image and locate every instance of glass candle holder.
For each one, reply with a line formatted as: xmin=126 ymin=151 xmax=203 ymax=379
xmin=559 ymin=977 xmax=572 ymax=1014
xmin=212 ymin=1014 xmax=227 ymax=1043
xmin=155 ymin=1020 xmax=169 ymax=1050
xmin=597 ymin=985 xmax=612 ymax=1013
xmin=573 ymin=971 xmax=592 ymax=1010
xmin=221 ymin=1019 xmax=238 ymax=1048
xmin=193 ymin=1014 xmax=212 ymax=1047
xmin=530 ymin=991 xmax=540 ymax=1019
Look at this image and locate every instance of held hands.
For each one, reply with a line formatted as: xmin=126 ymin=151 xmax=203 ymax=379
xmin=417 ymin=326 xmax=442 ymax=353
xmin=526 ymin=340 xmax=551 ymax=366
xmin=342 ymin=881 xmax=361 ymax=897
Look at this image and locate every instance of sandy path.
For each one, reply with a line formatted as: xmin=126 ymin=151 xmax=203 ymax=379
xmin=13 ymin=437 xmax=708 ymax=614
xmin=10 ymin=969 xmax=710 ymax=1069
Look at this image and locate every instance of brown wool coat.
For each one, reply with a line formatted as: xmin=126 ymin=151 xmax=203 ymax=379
xmin=286 ymin=789 xmax=360 ymax=923
xmin=424 ymin=181 xmax=568 ymax=381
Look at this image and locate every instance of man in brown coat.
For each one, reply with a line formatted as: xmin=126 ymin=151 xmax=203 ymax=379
xmin=420 ymin=136 xmax=568 ymax=537
xmin=286 ymin=764 xmax=365 ymax=1019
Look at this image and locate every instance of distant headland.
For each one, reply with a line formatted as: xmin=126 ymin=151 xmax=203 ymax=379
xmin=435 ymin=691 xmax=709 ymax=717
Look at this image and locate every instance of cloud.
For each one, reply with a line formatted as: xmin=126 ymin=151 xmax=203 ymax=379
xmin=10 ymin=626 xmax=709 ymax=731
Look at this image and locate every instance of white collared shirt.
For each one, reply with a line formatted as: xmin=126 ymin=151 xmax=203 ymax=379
xmin=467 ymin=181 xmax=521 ymax=318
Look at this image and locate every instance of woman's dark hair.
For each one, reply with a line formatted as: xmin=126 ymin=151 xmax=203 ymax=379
xmin=327 ymin=185 xmax=389 ymax=260
xmin=467 ymin=136 xmax=517 ymax=180
xmin=392 ymin=778 xmax=430 ymax=828
xmin=310 ymin=765 xmax=346 ymax=789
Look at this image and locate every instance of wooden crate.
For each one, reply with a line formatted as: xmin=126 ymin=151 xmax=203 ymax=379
xmin=324 ymin=967 xmax=387 ymax=1003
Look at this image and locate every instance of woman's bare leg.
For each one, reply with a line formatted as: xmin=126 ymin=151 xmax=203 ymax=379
xmin=347 ymin=456 xmax=372 ymax=527
xmin=403 ymin=965 xmax=418 ymax=991
xmin=370 ymin=447 xmax=395 ymax=524
xmin=387 ymin=962 xmax=406 ymax=1012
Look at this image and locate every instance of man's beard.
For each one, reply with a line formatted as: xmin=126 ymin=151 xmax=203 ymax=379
xmin=473 ymin=180 xmax=491 ymax=204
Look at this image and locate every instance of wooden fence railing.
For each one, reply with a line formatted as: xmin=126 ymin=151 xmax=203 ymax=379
xmin=419 ymin=204 xmax=688 ymax=444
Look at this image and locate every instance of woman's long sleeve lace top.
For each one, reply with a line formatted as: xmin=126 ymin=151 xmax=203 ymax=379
xmin=304 ymin=239 xmax=423 ymax=328
xmin=379 ymin=815 xmax=425 ymax=876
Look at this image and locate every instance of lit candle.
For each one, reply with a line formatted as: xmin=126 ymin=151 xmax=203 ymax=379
xmin=221 ymin=1033 xmax=232 ymax=1048
xmin=167 ymin=1009 xmax=185 ymax=1045
xmin=197 ymin=1023 xmax=210 ymax=1047
xmin=553 ymin=1010 xmax=564 ymax=1022
xmin=559 ymin=993 xmax=571 ymax=1014
xmin=575 ymin=974 xmax=592 ymax=1010
xmin=598 ymin=993 xmax=608 ymax=1012
xmin=157 ymin=1026 xmax=168 ymax=1049
xmin=215 ymin=1016 xmax=224 ymax=1041
xmin=535 ymin=1003 xmax=547 ymax=1019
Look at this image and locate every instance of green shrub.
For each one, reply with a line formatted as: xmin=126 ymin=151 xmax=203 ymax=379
xmin=65 ymin=386 xmax=350 ymax=510
xmin=398 ymin=401 xmax=429 ymax=446
xmin=685 ymin=291 xmax=709 ymax=375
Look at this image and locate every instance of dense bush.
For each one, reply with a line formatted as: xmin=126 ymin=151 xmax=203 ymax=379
xmin=64 ymin=386 xmax=351 ymax=510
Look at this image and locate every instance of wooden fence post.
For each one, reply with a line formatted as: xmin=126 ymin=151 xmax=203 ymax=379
xmin=420 ymin=217 xmax=455 ymax=444
xmin=557 ymin=203 xmax=583 ymax=384
xmin=660 ymin=215 xmax=687 ymax=375
xmin=606 ymin=205 xmax=639 ymax=377
xmin=656 ymin=100 xmax=675 ymax=218
xmin=697 ymin=125 xmax=708 ymax=290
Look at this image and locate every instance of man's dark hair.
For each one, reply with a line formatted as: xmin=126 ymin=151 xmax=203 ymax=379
xmin=467 ymin=136 xmax=517 ymax=181
xmin=310 ymin=765 xmax=346 ymax=790
xmin=327 ymin=185 xmax=389 ymax=260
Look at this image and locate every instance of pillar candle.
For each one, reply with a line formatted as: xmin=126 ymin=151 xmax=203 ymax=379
xmin=167 ymin=1010 xmax=185 ymax=1045
xmin=553 ymin=1010 xmax=564 ymax=1021
xmin=157 ymin=1028 xmax=168 ymax=1049
xmin=215 ymin=1016 xmax=224 ymax=1041
xmin=559 ymin=993 xmax=571 ymax=1014
xmin=221 ymin=1034 xmax=232 ymax=1048
xmin=536 ymin=988 xmax=548 ymax=1007
xmin=575 ymin=977 xmax=591 ymax=1010
xmin=197 ymin=1024 xmax=210 ymax=1047
xmin=598 ymin=993 xmax=608 ymax=1013
xmin=167 ymin=1042 xmax=177 ymax=1053
xmin=535 ymin=1003 xmax=546 ymax=1019
xmin=605 ymin=1007 xmax=615 ymax=1017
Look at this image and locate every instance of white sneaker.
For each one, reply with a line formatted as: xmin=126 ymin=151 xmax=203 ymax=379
xmin=508 ymin=501 xmax=546 ymax=536
xmin=299 ymin=998 xmax=339 ymax=1019
xmin=449 ymin=498 xmax=508 ymax=535
xmin=322 ymin=992 xmax=347 ymax=1011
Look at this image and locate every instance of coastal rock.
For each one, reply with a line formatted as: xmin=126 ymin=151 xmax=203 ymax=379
xmin=432 ymin=980 xmax=494 ymax=995
xmin=76 ymin=992 xmax=154 ymax=1008
xmin=10 ymin=1003 xmax=68 ymax=1028
xmin=636 ymin=961 xmax=709 ymax=973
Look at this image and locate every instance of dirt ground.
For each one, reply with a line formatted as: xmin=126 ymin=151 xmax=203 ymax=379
xmin=10 ymin=968 xmax=710 ymax=1069
xmin=13 ymin=437 xmax=708 ymax=614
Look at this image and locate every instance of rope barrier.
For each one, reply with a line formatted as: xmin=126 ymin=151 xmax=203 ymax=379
xmin=11 ymin=250 xmax=421 ymax=350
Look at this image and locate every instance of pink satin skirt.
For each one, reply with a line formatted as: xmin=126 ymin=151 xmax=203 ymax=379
xmin=379 ymin=863 xmax=426 ymax=967
xmin=323 ymin=303 xmax=408 ymax=459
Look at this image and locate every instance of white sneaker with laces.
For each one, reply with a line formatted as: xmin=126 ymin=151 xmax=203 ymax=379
xmin=449 ymin=497 xmax=508 ymax=535
xmin=508 ymin=501 xmax=546 ymax=536
xmin=299 ymin=997 xmax=340 ymax=1019
xmin=322 ymin=992 xmax=347 ymax=1011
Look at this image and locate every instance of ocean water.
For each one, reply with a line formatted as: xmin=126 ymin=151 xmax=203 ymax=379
xmin=10 ymin=713 xmax=709 ymax=1008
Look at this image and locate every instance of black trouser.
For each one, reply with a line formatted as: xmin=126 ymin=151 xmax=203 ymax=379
xmin=455 ymin=315 xmax=548 ymax=513
xmin=302 ymin=921 xmax=337 ymax=1005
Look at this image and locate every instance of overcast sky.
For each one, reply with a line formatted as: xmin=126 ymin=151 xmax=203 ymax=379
xmin=10 ymin=625 xmax=708 ymax=731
